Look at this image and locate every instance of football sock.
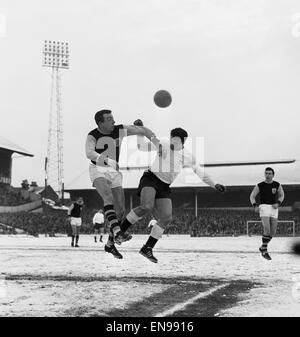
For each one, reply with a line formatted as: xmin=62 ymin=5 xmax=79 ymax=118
xmin=104 ymin=205 xmax=120 ymax=235
xmin=120 ymin=210 xmax=140 ymax=232
xmin=145 ymin=236 xmax=158 ymax=248
xmin=145 ymin=224 xmax=164 ymax=248
xmin=262 ymin=235 xmax=272 ymax=251
xmin=106 ymin=229 xmax=114 ymax=247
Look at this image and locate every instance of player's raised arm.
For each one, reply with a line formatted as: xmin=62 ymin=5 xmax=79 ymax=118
xmin=184 ymin=152 xmax=226 ymax=192
xmin=131 ymin=119 xmax=159 ymax=152
xmin=250 ymin=185 xmax=259 ymax=206
xmin=123 ymin=123 xmax=160 ymax=148
xmin=194 ymin=164 xmax=226 ymax=192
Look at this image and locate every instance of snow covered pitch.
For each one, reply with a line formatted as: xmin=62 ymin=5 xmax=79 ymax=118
xmin=0 ymin=234 xmax=299 ymax=317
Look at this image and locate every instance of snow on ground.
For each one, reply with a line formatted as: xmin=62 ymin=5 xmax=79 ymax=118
xmin=0 ymin=234 xmax=299 ymax=317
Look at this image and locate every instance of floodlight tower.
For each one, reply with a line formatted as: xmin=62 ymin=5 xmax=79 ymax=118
xmin=42 ymin=40 xmax=69 ymax=200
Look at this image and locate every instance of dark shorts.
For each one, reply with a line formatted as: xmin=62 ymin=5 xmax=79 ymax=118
xmin=93 ymin=223 xmax=104 ymax=230
xmin=137 ymin=170 xmax=171 ymax=199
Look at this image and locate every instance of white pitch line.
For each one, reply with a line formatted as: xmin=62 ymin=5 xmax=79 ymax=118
xmin=155 ymin=283 xmax=229 ymax=317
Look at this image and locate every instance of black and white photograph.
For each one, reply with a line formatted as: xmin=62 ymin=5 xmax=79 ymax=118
xmin=0 ymin=0 xmax=300 ymax=325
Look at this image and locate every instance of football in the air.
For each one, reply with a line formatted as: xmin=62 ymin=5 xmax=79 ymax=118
xmin=154 ymin=90 xmax=172 ymax=108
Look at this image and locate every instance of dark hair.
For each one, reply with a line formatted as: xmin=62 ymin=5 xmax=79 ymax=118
xmin=265 ymin=167 xmax=275 ymax=175
xmin=170 ymin=128 xmax=188 ymax=145
xmin=94 ymin=110 xmax=112 ymax=125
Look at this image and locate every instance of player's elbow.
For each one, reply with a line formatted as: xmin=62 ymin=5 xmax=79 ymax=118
xmin=86 ymin=150 xmax=94 ymax=161
xmin=85 ymin=148 xmax=91 ymax=158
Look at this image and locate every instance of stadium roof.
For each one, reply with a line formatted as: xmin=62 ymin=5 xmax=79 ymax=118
xmin=65 ymin=156 xmax=300 ymax=191
xmin=0 ymin=135 xmax=33 ymax=157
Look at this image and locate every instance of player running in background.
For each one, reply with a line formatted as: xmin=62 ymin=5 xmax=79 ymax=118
xmin=85 ymin=110 xmax=157 ymax=259
xmin=92 ymin=209 xmax=105 ymax=243
xmin=250 ymin=167 xmax=285 ymax=260
xmin=68 ymin=197 xmax=84 ymax=247
xmin=116 ymin=120 xmax=226 ymax=263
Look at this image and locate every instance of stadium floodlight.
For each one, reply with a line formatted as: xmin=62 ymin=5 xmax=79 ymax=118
xmin=43 ymin=40 xmax=69 ymax=69
xmin=42 ymin=40 xmax=70 ymax=201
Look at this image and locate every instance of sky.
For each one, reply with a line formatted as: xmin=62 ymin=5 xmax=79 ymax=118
xmin=1 ymin=0 xmax=300 ymax=189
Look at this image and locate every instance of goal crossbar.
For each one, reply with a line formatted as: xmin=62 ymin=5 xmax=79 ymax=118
xmin=246 ymin=220 xmax=296 ymax=237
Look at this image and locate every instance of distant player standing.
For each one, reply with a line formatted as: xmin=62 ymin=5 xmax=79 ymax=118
xmin=68 ymin=197 xmax=84 ymax=247
xmin=116 ymin=121 xmax=226 ymax=263
xmin=85 ymin=109 xmax=157 ymax=259
xmin=250 ymin=167 xmax=285 ymax=260
xmin=93 ymin=209 xmax=105 ymax=243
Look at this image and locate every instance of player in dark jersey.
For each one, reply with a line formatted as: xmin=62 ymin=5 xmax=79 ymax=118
xmin=67 ymin=197 xmax=84 ymax=247
xmin=250 ymin=167 xmax=285 ymax=260
xmin=85 ymin=109 xmax=157 ymax=259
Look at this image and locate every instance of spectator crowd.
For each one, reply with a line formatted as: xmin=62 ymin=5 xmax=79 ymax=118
xmin=0 ymin=184 xmax=30 ymax=206
xmin=0 ymin=205 xmax=299 ymax=237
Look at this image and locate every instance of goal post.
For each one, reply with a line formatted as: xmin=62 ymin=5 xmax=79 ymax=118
xmin=246 ymin=220 xmax=296 ymax=237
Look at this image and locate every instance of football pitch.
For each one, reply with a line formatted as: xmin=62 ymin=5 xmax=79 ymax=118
xmin=0 ymin=234 xmax=299 ymax=317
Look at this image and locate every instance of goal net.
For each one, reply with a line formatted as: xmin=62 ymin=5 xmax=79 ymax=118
xmin=246 ymin=220 xmax=296 ymax=237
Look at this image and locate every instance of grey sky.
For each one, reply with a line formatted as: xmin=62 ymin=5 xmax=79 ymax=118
xmin=1 ymin=0 xmax=299 ymax=188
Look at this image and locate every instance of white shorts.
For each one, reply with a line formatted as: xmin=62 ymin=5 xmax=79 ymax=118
xmin=70 ymin=217 xmax=82 ymax=227
xmin=259 ymin=204 xmax=278 ymax=219
xmin=89 ymin=163 xmax=123 ymax=188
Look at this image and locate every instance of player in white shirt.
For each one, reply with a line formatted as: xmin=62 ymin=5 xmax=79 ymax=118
xmin=92 ymin=209 xmax=105 ymax=243
xmin=116 ymin=120 xmax=226 ymax=263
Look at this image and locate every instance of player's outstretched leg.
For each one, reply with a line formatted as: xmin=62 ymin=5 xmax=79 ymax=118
xmin=115 ymin=210 xmax=141 ymax=245
xmin=116 ymin=187 xmax=156 ymax=245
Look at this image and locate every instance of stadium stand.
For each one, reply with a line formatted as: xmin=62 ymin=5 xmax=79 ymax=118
xmin=0 ymin=136 xmax=299 ymax=238
xmin=0 ymin=183 xmax=31 ymax=206
xmin=0 ymin=207 xmax=299 ymax=237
